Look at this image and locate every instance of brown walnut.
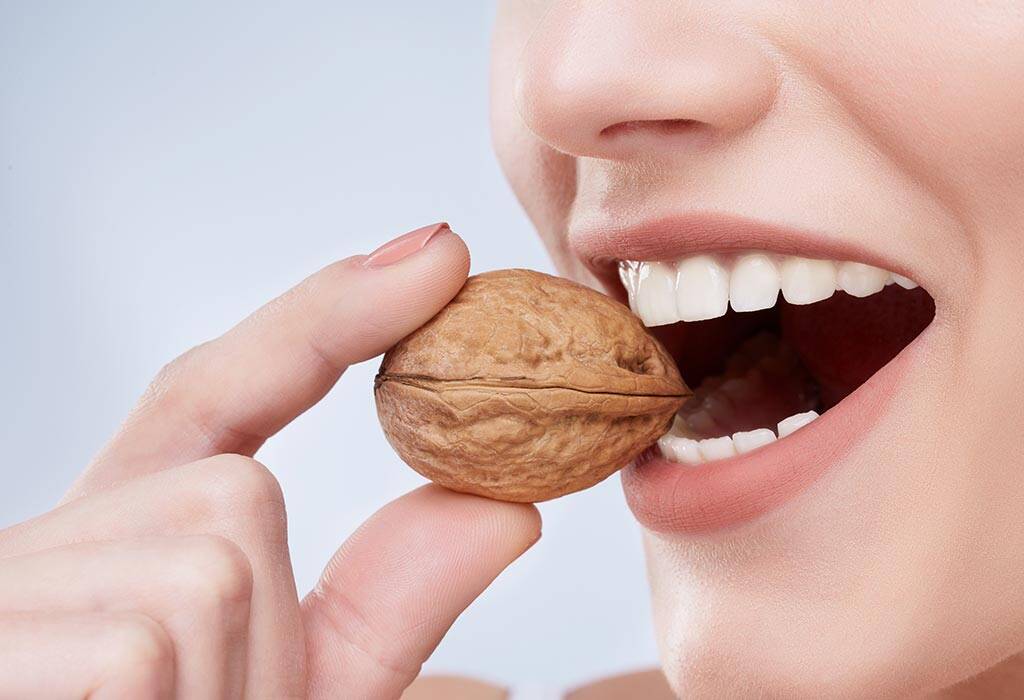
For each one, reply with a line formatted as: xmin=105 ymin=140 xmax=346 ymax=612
xmin=374 ymin=269 xmax=690 ymax=502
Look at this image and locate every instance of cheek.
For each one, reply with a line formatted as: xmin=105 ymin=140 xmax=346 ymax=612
xmin=788 ymin=3 xmax=1024 ymax=212
xmin=491 ymin=1 xmax=588 ymax=281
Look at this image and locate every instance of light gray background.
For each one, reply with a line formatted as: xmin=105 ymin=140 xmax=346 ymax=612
xmin=0 ymin=1 xmax=659 ymax=687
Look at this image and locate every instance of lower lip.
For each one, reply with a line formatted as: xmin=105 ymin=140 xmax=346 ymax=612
xmin=621 ymin=326 xmax=930 ymax=534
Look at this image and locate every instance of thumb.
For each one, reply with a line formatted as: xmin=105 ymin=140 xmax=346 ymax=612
xmin=301 ymin=485 xmax=541 ymax=699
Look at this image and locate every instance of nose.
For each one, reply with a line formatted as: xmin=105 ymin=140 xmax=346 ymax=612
xmin=514 ymin=2 xmax=779 ymax=160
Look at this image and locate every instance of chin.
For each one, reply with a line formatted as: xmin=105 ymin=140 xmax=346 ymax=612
xmin=489 ymin=3 xmax=1024 ymax=690
xmin=533 ymin=205 xmax=1024 ymax=695
xmin=654 ymin=585 xmax=1024 ymax=699
xmin=639 ymin=414 xmax=1024 ymax=699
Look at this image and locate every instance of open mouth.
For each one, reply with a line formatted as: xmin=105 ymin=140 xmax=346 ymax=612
xmin=617 ymin=253 xmax=935 ymax=467
xmin=570 ymin=212 xmax=939 ymax=531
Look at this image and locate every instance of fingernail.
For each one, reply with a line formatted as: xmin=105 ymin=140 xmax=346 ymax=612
xmin=364 ymin=222 xmax=451 ymax=268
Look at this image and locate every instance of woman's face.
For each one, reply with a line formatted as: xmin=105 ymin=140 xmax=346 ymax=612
xmin=492 ymin=2 xmax=1024 ymax=696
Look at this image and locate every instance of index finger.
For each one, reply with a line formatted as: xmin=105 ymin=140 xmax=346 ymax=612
xmin=67 ymin=223 xmax=468 ymax=500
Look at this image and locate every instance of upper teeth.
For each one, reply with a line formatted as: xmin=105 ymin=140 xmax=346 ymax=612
xmin=619 ymin=254 xmax=918 ymax=326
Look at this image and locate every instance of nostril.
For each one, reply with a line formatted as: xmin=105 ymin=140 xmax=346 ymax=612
xmin=600 ymin=118 xmax=707 ymax=139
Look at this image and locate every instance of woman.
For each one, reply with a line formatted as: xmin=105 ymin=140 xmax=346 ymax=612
xmin=3 ymin=1 xmax=1023 ymax=697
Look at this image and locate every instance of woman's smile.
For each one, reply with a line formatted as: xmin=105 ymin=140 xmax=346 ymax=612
xmin=566 ymin=212 xmax=936 ymax=531
xmin=492 ymin=0 xmax=1024 ymax=694
xmin=7 ymin=1 xmax=1024 ymax=697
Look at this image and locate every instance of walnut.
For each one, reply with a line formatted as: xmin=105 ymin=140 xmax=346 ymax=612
xmin=374 ymin=269 xmax=689 ymax=502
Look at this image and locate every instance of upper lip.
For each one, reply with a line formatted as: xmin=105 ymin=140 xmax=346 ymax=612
xmin=582 ymin=211 xmax=938 ymax=532
xmin=569 ymin=210 xmax=923 ymax=297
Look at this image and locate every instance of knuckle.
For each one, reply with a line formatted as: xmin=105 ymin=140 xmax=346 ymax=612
xmin=101 ymin=613 xmax=175 ymax=695
xmin=187 ymin=455 xmax=289 ymax=547
xmin=143 ymin=346 xmax=268 ymax=455
xmin=197 ymin=454 xmax=285 ymax=515
xmin=310 ymin=257 xmax=359 ymax=298
xmin=169 ymin=535 xmax=253 ymax=608
xmin=299 ymin=262 xmax=353 ymax=367
xmin=308 ymin=587 xmax=423 ymax=683
xmin=144 ymin=344 xmax=207 ymax=406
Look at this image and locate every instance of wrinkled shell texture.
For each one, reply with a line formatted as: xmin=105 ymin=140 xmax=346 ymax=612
xmin=375 ymin=269 xmax=689 ymax=502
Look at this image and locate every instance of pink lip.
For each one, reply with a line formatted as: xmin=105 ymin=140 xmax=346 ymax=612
xmin=565 ymin=210 xmax=932 ymax=534
xmin=621 ymin=318 xmax=930 ymax=534
xmin=570 ymin=211 xmax=922 ymax=293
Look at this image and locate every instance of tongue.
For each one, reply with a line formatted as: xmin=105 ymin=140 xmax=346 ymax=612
xmin=781 ymin=286 xmax=935 ymax=407
xmin=675 ymin=332 xmax=819 ymax=439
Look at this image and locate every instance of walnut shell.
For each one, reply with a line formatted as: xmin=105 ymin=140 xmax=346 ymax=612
xmin=374 ymin=269 xmax=689 ymax=502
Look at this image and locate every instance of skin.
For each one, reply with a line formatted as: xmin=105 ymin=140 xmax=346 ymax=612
xmin=0 ymin=231 xmax=541 ymax=698
xmin=490 ymin=0 xmax=1024 ymax=697
xmin=5 ymin=3 xmax=1023 ymax=698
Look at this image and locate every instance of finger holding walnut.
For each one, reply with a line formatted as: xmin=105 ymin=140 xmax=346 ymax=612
xmin=375 ymin=268 xmax=691 ymax=502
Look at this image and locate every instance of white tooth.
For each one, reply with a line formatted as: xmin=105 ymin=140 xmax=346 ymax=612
xmin=730 ymin=253 xmax=781 ymax=312
xmin=685 ymin=410 xmax=719 ymax=437
xmin=777 ymin=410 xmax=820 ymax=438
xmin=891 ymin=273 xmax=919 ymax=289
xmin=675 ymin=255 xmax=729 ymax=322
xmin=837 ymin=261 xmax=889 ymax=298
xmin=720 ymin=377 xmax=757 ymax=401
xmin=698 ymin=436 xmax=738 ymax=461
xmin=633 ymin=261 xmax=679 ymax=326
xmin=732 ymin=428 xmax=777 ymax=454
xmin=701 ymin=394 xmax=735 ymax=424
xmin=658 ymin=434 xmax=703 ymax=465
xmin=669 ymin=414 xmax=702 ymax=439
xmin=780 ymin=257 xmax=837 ymax=305
xmin=618 ymin=261 xmax=641 ymax=313
xmin=681 ymin=396 xmax=701 ymax=412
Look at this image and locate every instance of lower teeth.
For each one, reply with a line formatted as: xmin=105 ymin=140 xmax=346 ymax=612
xmin=658 ymin=410 xmax=819 ymax=465
xmin=659 ymin=332 xmax=822 ymax=466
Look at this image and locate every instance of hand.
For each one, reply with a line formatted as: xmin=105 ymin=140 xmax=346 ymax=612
xmin=0 ymin=225 xmax=541 ymax=699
